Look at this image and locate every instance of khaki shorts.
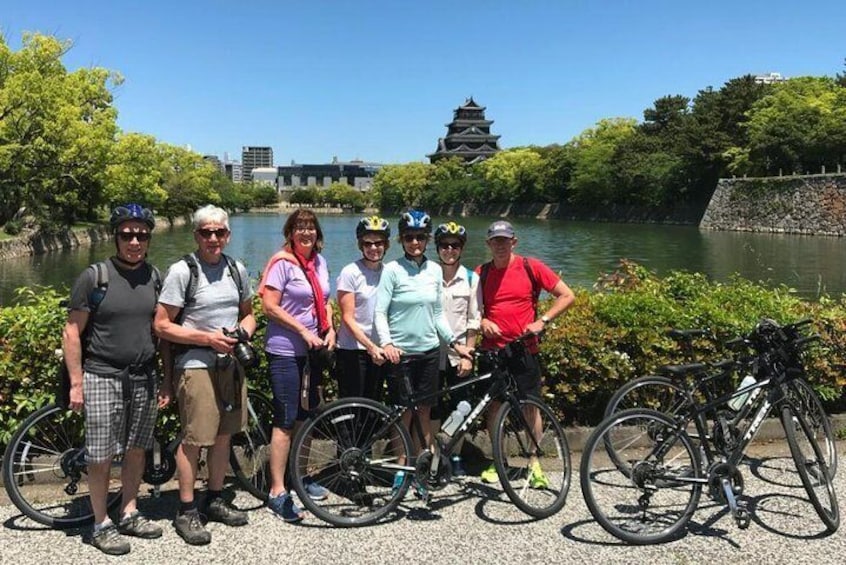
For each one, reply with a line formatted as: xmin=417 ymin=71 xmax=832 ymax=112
xmin=176 ymin=365 xmax=247 ymax=447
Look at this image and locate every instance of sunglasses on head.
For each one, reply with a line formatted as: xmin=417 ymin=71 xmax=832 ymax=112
xmin=438 ymin=242 xmax=462 ymax=250
xmin=402 ymin=233 xmax=428 ymax=243
xmin=117 ymin=232 xmax=151 ymax=243
xmin=197 ymin=228 xmax=230 ymax=239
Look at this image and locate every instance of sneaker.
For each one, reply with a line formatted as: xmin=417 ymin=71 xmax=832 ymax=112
xmin=173 ymin=511 xmax=211 ymax=546
xmin=118 ymin=512 xmax=163 ymax=539
xmin=412 ymin=478 xmax=429 ymax=501
xmin=480 ymin=463 xmax=498 ymax=484
xmin=450 ymin=455 xmax=466 ymax=478
xmin=203 ymin=497 xmax=248 ymax=527
xmin=391 ymin=471 xmax=406 ymax=495
xmin=91 ymin=522 xmax=130 ymax=556
xmin=528 ymin=461 xmax=550 ymax=489
xmin=267 ymin=492 xmax=303 ymax=523
xmin=302 ymin=478 xmax=329 ymax=501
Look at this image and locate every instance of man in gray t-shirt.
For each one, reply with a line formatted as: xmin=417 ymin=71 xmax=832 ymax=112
xmin=62 ymin=203 xmax=164 ymax=555
xmin=154 ymin=204 xmax=256 ymax=546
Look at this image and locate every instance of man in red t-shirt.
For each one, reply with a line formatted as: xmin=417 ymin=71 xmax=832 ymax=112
xmin=476 ymin=220 xmax=575 ymax=487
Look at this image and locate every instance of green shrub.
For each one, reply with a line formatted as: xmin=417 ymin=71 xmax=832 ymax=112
xmin=3 ymin=220 xmax=22 ymax=235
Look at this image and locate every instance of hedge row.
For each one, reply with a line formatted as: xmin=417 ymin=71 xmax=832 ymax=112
xmin=2 ymin=261 xmax=845 ymax=447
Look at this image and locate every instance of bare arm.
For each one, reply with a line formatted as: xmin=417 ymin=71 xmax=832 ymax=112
xmin=338 ymin=289 xmax=385 ymax=362
xmin=261 ymin=287 xmax=323 ymax=349
xmin=525 ymin=279 xmax=575 ymax=334
xmin=61 ymin=310 xmax=89 ymax=412
xmin=153 ymin=303 xmax=237 ymax=354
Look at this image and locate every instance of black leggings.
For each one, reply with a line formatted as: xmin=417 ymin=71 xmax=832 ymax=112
xmin=335 ymin=348 xmax=387 ymax=401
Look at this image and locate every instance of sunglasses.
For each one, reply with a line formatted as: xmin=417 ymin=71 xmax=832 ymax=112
xmin=402 ymin=234 xmax=428 ymax=243
xmin=117 ymin=232 xmax=151 ymax=243
xmin=362 ymin=240 xmax=386 ymax=248
xmin=438 ymin=242 xmax=462 ymax=250
xmin=294 ymin=224 xmax=317 ymax=233
xmin=197 ymin=228 xmax=230 ymax=239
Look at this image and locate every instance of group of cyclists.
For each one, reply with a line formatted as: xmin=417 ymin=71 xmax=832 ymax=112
xmin=62 ymin=202 xmax=575 ymax=555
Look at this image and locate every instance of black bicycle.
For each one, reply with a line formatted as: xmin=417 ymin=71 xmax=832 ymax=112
xmin=2 ymin=384 xmax=273 ymax=529
xmin=580 ymin=319 xmax=839 ymax=544
xmin=603 ymin=325 xmax=838 ymax=478
xmin=289 ymin=334 xmax=571 ymax=526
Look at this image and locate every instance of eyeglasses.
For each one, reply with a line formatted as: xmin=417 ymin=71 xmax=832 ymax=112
xmin=362 ymin=240 xmax=386 ymax=248
xmin=117 ymin=232 xmax=151 ymax=243
xmin=196 ymin=228 xmax=230 ymax=239
xmin=294 ymin=224 xmax=317 ymax=233
xmin=438 ymin=242 xmax=462 ymax=250
xmin=402 ymin=234 xmax=428 ymax=243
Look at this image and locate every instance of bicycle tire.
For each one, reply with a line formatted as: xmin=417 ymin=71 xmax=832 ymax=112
xmin=603 ymin=376 xmax=690 ymax=474
xmin=580 ymin=408 xmax=702 ymax=545
xmin=780 ymin=403 xmax=840 ymax=532
xmin=290 ymin=397 xmax=412 ymax=527
xmin=786 ymin=379 xmax=838 ymax=478
xmin=491 ymin=396 xmax=571 ymax=518
xmin=229 ymin=392 xmax=274 ymax=503
xmin=1 ymin=403 xmax=122 ymax=528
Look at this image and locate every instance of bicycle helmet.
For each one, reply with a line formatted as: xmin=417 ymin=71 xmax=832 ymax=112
xmin=356 ymin=215 xmax=390 ymax=239
xmin=434 ymin=222 xmax=467 ymax=245
xmin=110 ymin=203 xmax=155 ymax=231
xmin=398 ymin=209 xmax=432 ymax=234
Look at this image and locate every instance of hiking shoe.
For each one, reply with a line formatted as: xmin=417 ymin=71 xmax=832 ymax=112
xmin=391 ymin=471 xmax=406 ymax=495
xmin=480 ymin=463 xmax=498 ymax=484
xmin=267 ymin=492 xmax=303 ymax=523
xmin=173 ymin=511 xmax=211 ymax=546
xmin=203 ymin=497 xmax=248 ymax=527
xmin=303 ymin=478 xmax=329 ymax=501
xmin=450 ymin=455 xmax=467 ymax=478
xmin=118 ymin=512 xmax=163 ymax=539
xmin=91 ymin=522 xmax=130 ymax=556
xmin=528 ymin=461 xmax=550 ymax=489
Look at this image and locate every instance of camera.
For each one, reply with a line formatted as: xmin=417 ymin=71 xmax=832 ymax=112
xmin=223 ymin=326 xmax=257 ymax=368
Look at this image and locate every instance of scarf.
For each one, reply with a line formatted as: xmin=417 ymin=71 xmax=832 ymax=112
xmin=258 ymin=245 xmax=329 ymax=336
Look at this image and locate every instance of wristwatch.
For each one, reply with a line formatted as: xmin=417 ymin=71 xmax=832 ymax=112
xmin=540 ymin=315 xmax=550 ymax=324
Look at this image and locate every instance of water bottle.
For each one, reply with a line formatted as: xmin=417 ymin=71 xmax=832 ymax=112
xmin=442 ymin=401 xmax=472 ymax=436
xmin=728 ymin=374 xmax=757 ymax=411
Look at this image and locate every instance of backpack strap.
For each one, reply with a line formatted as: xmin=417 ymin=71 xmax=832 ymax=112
xmin=151 ymin=266 xmax=163 ymax=298
xmin=175 ymin=254 xmax=200 ymax=325
xmin=88 ymin=260 xmax=110 ymax=313
xmin=465 ymin=266 xmax=475 ymax=286
xmin=523 ymin=257 xmax=541 ymax=313
xmin=222 ymin=253 xmax=246 ymax=303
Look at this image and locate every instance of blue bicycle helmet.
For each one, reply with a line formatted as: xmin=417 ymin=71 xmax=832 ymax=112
xmin=434 ymin=222 xmax=467 ymax=245
xmin=110 ymin=203 xmax=155 ymax=231
xmin=356 ymin=215 xmax=391 ymax=239
xmin=398 ymin=209 xmax=432 ymax=234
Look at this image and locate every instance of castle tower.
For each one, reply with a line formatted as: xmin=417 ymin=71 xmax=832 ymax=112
xmin=428 ymin=97 xmax=501 ymax=164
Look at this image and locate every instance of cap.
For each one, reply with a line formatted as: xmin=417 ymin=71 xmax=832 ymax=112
xmin=486 ymin=220 xmax=515 ymax=240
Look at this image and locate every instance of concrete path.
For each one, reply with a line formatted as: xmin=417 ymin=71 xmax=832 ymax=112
xmin=2 ymin=440 xmax=844 ymax=564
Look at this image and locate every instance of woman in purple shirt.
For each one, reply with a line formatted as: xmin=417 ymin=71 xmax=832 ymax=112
xmin=259 ymin=209 xmax=335 ymax=522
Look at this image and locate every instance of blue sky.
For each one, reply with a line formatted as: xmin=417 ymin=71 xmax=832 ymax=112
xmin=3 ymin=0 xmax=844 ymax=165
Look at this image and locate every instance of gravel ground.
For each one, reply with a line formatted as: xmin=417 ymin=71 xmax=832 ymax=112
xmin=2 ymin=440 xmax=845 ymax=564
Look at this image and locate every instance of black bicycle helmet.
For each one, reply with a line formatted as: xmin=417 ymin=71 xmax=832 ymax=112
xmin=434 ymin=222 xmax=467 ymax=245
xmin=356 ymin=215 xmax=390 ymax=239
xmin=110 ymin=203 xmax=155 ymax=231
xmin=398 ymin=209 xmax=432 ymax=234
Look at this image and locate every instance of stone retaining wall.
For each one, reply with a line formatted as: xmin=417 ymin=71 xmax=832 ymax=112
xmin=0 ymin=226 xmax=113 ymax=260
xmin=700 ymin=174 xmax=846 ymax=235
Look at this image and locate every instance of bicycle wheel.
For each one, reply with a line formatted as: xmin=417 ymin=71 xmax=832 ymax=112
xmin=604 ymin=376 xmax=691 ymax=474
xmin=491 ymin=396 xmax=571 ymax=518
xmin=291 ymin=397 xmax=412 ymax=527
xmin=786 ymin=379 xmax=838 ymax=478
xmin=229 ymin=392 xmax=274 ymax=503
xmin=1 ymin=404 xmax=122 ymax=528
xmin=780 ymin=403 xmax=840 ymax=532
xmin=580 ymin=408 xmax=702 ymax=544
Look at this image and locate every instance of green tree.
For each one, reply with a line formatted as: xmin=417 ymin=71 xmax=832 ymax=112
xmin=478 ymin=147 xmax=544 ymax=202
xmin=0 ymin=33 xmax=120 ymax=226
xmin=103 ymin=133 xmax=167 ymax=209
xmin=371 ymin=162 xmax=432 ymax=209
xmin=567 ymin=118 xmax=636 ymax=206
xmin=157 ymin=143 xmax=219 ymax=220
